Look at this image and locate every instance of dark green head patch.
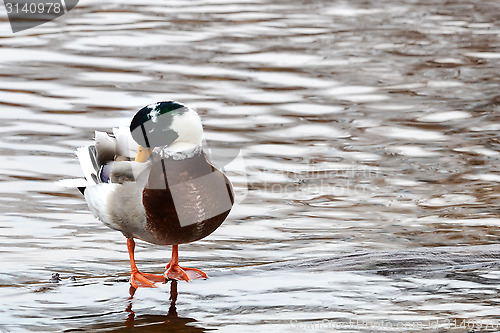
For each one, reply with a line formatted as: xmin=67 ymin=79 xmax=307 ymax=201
xmin=130 ymin=101 xmax=187 ymax=148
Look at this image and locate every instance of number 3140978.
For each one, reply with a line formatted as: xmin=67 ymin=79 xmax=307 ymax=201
xmin=5 ymin=2 xmax=62 ymax=14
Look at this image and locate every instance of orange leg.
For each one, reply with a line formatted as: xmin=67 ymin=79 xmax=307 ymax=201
xmin=164 ymin=245 xmax=208 ymax=282
xmin=127 ymin=238 xmax=165 ymax=288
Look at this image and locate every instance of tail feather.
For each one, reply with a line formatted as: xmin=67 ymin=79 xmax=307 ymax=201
xmin=76 ymin=146 xmax=100 ymax=186
xmin=94 ymin=130 xmax=117 ymax=165
xmin=61 ymin=127 xmax=138 ymax=193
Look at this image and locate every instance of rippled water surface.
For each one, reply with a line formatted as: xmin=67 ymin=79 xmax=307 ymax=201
xmin=1 ymin=0 xmax=500 ymax=332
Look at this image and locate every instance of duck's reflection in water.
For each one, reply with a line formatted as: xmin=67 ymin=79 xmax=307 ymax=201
xmin=106 ymin=281 xmax=208 ymax=332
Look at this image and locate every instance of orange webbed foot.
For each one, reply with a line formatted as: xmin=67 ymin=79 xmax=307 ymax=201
xmin=130 ymin=270 xmax=165 ymax=288
xmin=127 ymin=238 xmax=166 ymax=288
xmin=165 ymin=244 xmax=208 ymax=282
xmin=164 ymin=263 xmax=208 ymax=282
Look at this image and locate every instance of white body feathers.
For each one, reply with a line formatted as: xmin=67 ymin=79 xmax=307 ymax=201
xmin=66 ymin=106 xmax=208 ymax=244
xmin=75 ymin=128 xmax=154 ymax=240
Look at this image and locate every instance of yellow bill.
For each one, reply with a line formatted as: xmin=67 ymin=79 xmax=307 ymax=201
xmin=135 ymin=145 xmax=152 ymax=162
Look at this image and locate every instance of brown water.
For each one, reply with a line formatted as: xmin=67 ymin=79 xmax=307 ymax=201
xmin=1 ymin=0 xmax=500 ymax=332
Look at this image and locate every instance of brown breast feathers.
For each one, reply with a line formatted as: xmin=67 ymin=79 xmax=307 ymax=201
xmin=142 ymin=150 xmax=234 ymax=245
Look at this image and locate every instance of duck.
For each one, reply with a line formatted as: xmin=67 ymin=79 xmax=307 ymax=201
xmin=75 ymin=101 xmax=234 ymax=288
